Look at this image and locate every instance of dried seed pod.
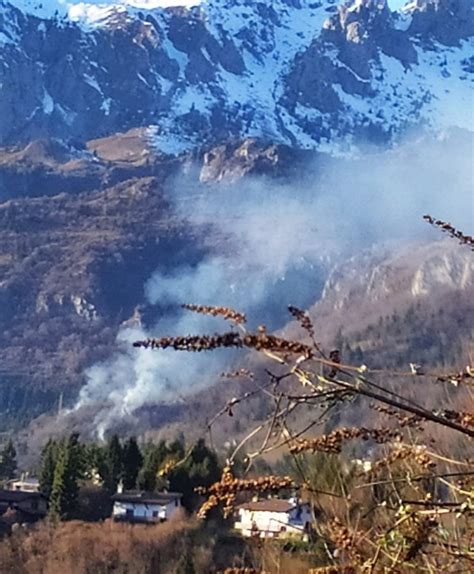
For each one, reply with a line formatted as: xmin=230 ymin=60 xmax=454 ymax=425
xmin=328 ymin=349 xmax=341 ymax=378
xmin=197 ymin=466 xmax=296 ymax=519
xmin=370 ymin=404 xmax=424 ymax=429
xmin=423 ymin=215 xmax=474 ymax=249
xmin=133 ymin=332 xmax=243 ymax=352
xmin=366 ymin=444 xmax=435 ymax=478
xmin=182 ymin=304 xmax=247 ymax=325
xmin=135 ymin=330 xmax=313 ymax=358
xmin=290 ymin=427 xmax=401 ymax=455
xmin=220 ymin=369 xmax=255 ymax=380
xmin=435 ymin=409 xmax=474 ymax=429
xmin=436 ymin=368 xmax=474 ymax=387
xmin=241 ymin=333 xmax=313 ymax=358
xmin=288 ymin=305 xmax=315 ymax=338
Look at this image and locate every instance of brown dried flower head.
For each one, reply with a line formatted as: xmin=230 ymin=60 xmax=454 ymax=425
xmin=182 ymin=304 xmax=247 ymax=325
xmin=290 ymin=426 xmax=401 ymax=455
xmin=288 ymin=305 xmax=315 ymax=338
xmin=423 ymin=215 xmax=474 ymax=249
xmin=197 ymin=466 xmax=296 ymax=519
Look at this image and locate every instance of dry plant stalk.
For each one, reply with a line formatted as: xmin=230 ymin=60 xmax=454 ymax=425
xmin=221 ymin=369 xmax=255 ymax=380
xmin=197 ymin=465 xmax=295 ymax=519
xmin=182 ymin=304 xmax=247 ymax=325
xmin=134 ymin=331 xmax=313 ymax=357
xmin=288 ymin=305 xmax=316 ymax=339
xmin=133 ymin=332 xmax=243 ymax=351
xmin=135 ymin=285 xmax=474 ymax=571
xmin=364 ymin=443 xmax=436 ymax=478
xmin=423 ymin=214 xmax=474 ymax=249
xmin=436 ymin=366 xmax=474 ymax=386
xmin=289 ymin=426 xmax=401 ymax=455
xmin=370 ymin=403 xmax=424 ymax=429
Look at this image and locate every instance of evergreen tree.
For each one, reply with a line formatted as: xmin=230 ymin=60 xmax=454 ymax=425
xmin=82 ymin=442 xmax=104 ymax=482
xmin=168 ymin=439 xmax=185 ymax=460
xmin=67 ymin=433 xmax=83 ymax=483
xmin=102 ymin=434 xmax=123 ymax=492
xmin=0 ymin=439 xmax=17 ymax=480
xmin=138 ymin=440 xmax=168 ymax=492
xmin=49 ymin=443 xmax=68 ymax=518
xmin=169 ymin=439 xmax=220 ymax=511
xmin=122 ymin=437 xmax=143 ymax=490
xmin=38 ymin=439 xmax=59 ymax=499
xmin=49 ymin=435 xmax=81 ymax=519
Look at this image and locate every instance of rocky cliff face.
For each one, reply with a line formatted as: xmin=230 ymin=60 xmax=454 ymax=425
xmin=315 ymin=240 xmax=474 ymax=317
xmin=0 ymin=0 xmax=472 ymax=151
xmin=0 ymin=132 xmax=314 ymax=428
xmin=296 ymin=239 xmax=474 ymax=370
xmin=407 ymin=0 xmax=474 ymax=45
xmin=0 ymin=169 xmax=207 ymax=426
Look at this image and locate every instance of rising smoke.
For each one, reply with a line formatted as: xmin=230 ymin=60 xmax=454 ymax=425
xmin=75 ymin=130 xmax=473 ymax=437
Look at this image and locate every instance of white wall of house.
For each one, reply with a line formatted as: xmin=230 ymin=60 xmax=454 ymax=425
xmin=6 ymin=478 xmax=40 ymax=492
xmin=235 ymin=505 xmax=312 ymax=538
xmin=113 ymin=499 xmax=181 ymax=522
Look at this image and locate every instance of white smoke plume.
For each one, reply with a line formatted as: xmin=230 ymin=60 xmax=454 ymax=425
xmin=75 ymin=130 xmax=473 ymax=437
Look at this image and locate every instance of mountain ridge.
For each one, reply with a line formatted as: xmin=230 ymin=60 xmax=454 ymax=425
xmin=1 ymin=0 xmax=472 ymax=151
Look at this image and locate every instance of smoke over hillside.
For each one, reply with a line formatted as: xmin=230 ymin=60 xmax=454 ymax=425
xmin=74 ymin=131 xmax=473 ymax=437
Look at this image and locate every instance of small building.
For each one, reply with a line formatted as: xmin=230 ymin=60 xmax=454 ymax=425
xmin=234 ymin=498 xmax=312 ymax=539
xmin=0 ymin=489 xmax=47 ymax=528
xmin=5 ymin=476 xmax=40 ymax=493
xmin=111 ymin=491 xmax=182 ymax=524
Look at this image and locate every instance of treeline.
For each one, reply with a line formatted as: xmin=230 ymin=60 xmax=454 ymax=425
xmin=38 ymin=434 xmax=221 ymax=519
xmin=0 ymin=439 xmax=17 ymax=480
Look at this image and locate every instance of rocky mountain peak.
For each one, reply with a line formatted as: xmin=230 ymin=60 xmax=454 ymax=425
xmin=0 ymin=0 xmax=472 ymax=152
xmin=323 ymin=0 xmax=392 ymax=44
xmin=198 ymin=138 xmax=309 ymax=182
xmin=407 ymin=0 xmax=474 ymax=45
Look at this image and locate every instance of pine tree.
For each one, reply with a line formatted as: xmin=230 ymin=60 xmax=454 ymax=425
xmin=49 ymin=444 xmax=68 ymax=518
xmin=39 ymin=439 xmax=59 ymax=499
xmin=122 ymin=437 xmax=143 ymax=490
xmin=0 ymin=439 xmax=17 ymax=480
xmin=169 ymin=439 xmax=220 ymax=511
xmin=102 ymin=434 xmax=123 ymax=492
xmin=82 ymin=442 xmax=104 ymax=482
xmin=138 ymin=441 xmax=168 ymax=492
xmin=49 ymin=434 xmax=81 ymax=519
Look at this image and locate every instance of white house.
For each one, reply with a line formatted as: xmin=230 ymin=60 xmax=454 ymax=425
xmin=234 ymin=498 xmax=312 ymax=539
xmin=111 ymin=491 xmax=182 ymax=524
xmin=5 ymin=476 xmax=40 ymax=493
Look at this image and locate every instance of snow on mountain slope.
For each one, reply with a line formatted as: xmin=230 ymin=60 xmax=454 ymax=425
xmin=4 ymin=0 xmax=201 ymax=21
xmin=0 ymin=0 xmax=472 ymax=152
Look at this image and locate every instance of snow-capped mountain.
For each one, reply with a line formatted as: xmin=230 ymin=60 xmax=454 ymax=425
xmin=0 ymin=0 xmax=472 ymax=152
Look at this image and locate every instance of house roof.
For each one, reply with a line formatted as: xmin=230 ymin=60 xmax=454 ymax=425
xmin=0 ymin=490 xmax=45 ymax=503
xmin=238 ymin=499 xmax=301 ymax=513
xmin=7 ymin=477 xmax=39 ymax=485
xmin=111 ymin=491 xmax=182 ymax=505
